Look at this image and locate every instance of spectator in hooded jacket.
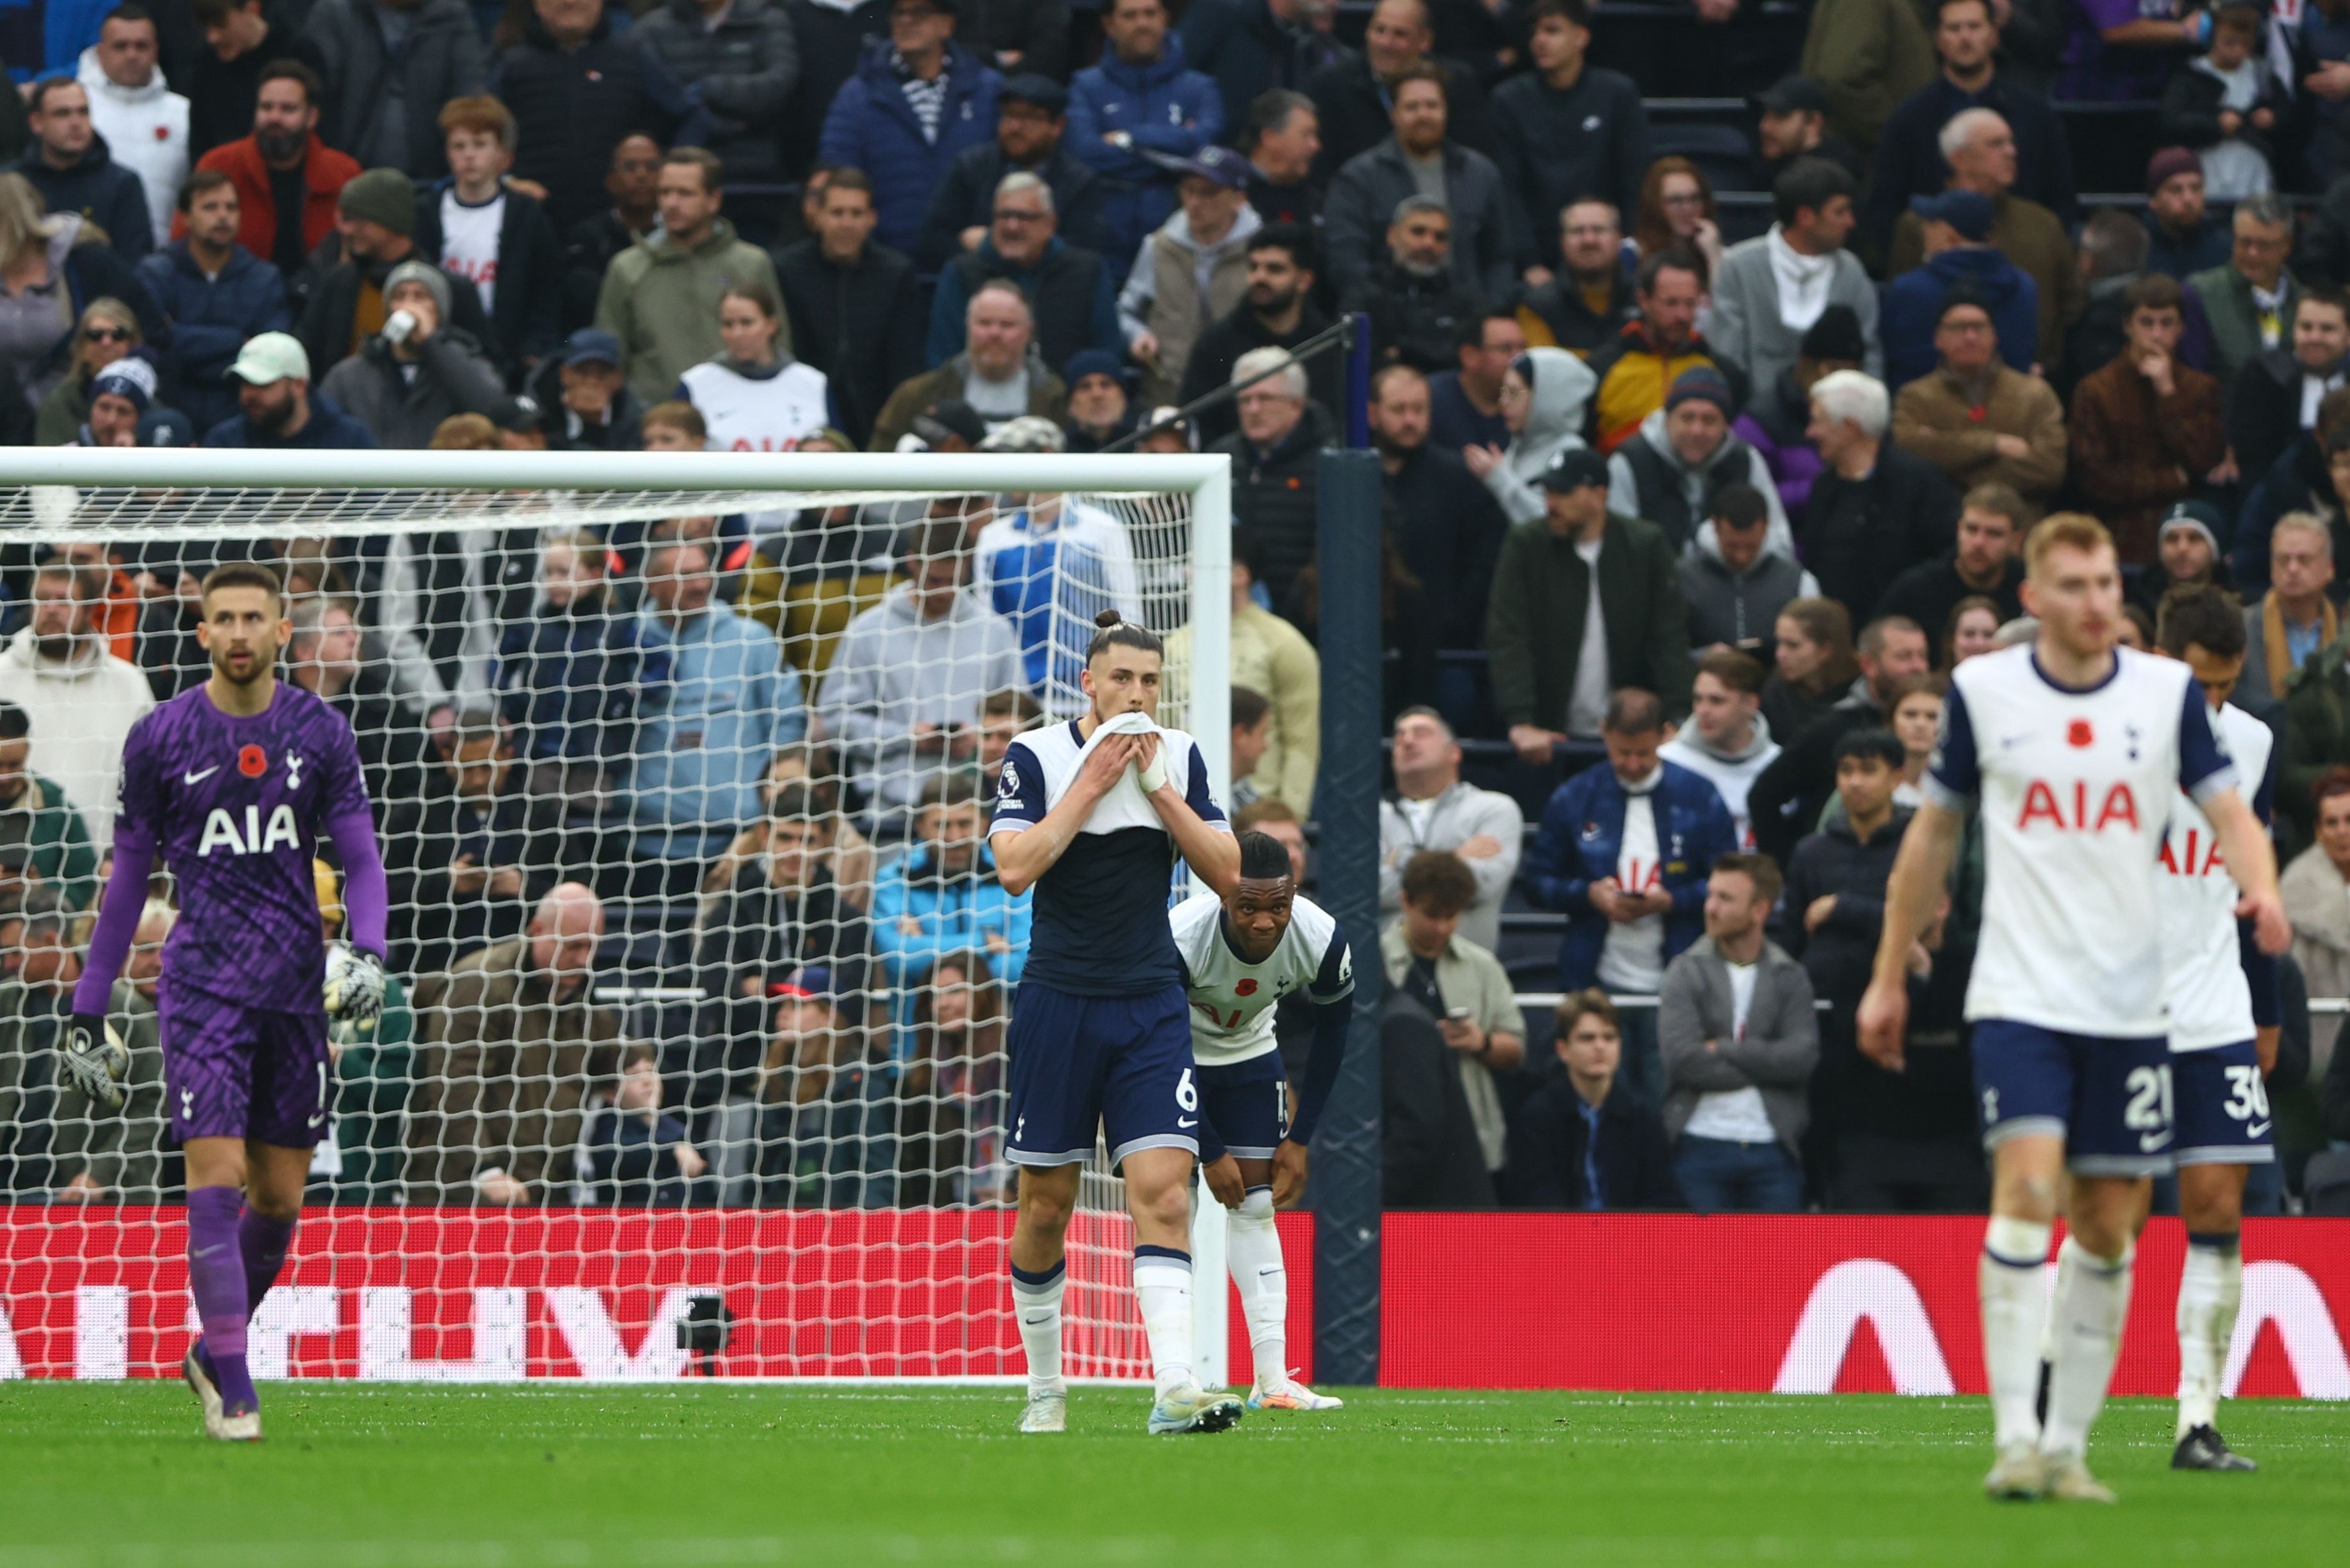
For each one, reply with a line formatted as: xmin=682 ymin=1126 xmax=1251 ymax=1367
xmin=1606 ymin=367 xmax=1792 ymax=558
xmin=1736 ymin=306 xmax=1863 ymax=521
xmin=1323 ymin=64 xmax=1516 ymax=306
xmin=1490 ymin=0 xmax=1648 ymax=275
xmin=1461 ymin=344 xmax=1594 ymax=526
xmin=135 ymin=168 xmax=288 ymax=435
xmin=1677 ymin=488 xmax=1819 ymax=671
xmin=302 ymin=0 xmax=486 ymax=180
xmin=816 ymin=1 xmax=1002 ymax=257
xmin=1880 ymin=190 xmax=2038 ymax=389
xmin=595 ymin=147 xmax=782 ymax=406
xmin=1067 ymin=0 xmax=1223 ymax=277
xmin=1119 ymin=147 xmax=1260 ymax=408
xmin=493 ymin=0 xmax=686 ymax=235
xmin=320 ymin=259 xmax=525 ymax=448
xmin=775 ymin=168 xmax=923 ymax=449
xmin=1505 ymin=990 xmax=1685 ymax=1210
xmin=190 ymin=60 xmax=356 ymax=280
xmin=916 ymin=74 xmax=1103 ymax=273
xmin=13 ymin=76 xmax=153 ymax=261
xmin=74 ymin=7 xmax=188 ymax=247
xmin=1659 ymin=648 xmax=1784 ymax=854
xmin=1520 ymin=687 xmax=1738 ymax=1106
xmin=186 ymin=0 xmax=329 ymax=161
xmin=632 ymin=0 xmax=799 ymax=196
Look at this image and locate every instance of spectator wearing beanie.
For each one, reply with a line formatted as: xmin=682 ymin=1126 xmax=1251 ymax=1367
xmin=1879 ymin=189 xmax=2039 ymax=389
xmin=1606 ymin=367 xmax=1791 ymax=558
xmin=1734 ymin=305 xmax=1866 ymax=521
xmin=2142 ymin=147 xmax=2231 ymax=281
xmin=1709 ymin=157 xmax=1880 ymax=407
xmin=72 ymin=357 xmax=160 ymax=446
xmin=299 ymin=165 xmax=494 ymax=381
xmin=303 ymin=0 xmax=487 ymax=180
xmin=1890 ymin=287 xmax=2066 ymax=519
xmin=318 ymin=257 xmax=523 ymax=449
xmin=2069 ymin=272 xmax=2225 ymax=563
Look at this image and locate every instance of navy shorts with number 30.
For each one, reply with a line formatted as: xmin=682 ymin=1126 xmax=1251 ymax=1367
xmin=1004 ymin=980 xmax=1199 ymax=1168
xmin=1971 ymin=1019 xmax=2176 ymax=1177
xmin=2174 ymin=1041 xmax=2276 ymax=1167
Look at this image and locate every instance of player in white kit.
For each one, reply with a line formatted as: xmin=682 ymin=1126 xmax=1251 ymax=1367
xmin=1169 ymin=831 xmax=1354 ymax=1412
xmin=2148 ymin=584 xmax=2280 ymax=1473
xmin=1857 ymin=515 xmax=2288 ymax=1504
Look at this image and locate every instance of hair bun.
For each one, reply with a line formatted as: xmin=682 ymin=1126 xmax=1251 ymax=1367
xmin=1094 ymin=609 xmax=1124 ymax=630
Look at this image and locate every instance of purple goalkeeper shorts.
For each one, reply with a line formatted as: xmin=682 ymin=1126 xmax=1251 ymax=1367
xmin=159 ymin=978 xmax=331 ymax=1149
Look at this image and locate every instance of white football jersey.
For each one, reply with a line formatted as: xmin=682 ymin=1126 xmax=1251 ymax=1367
xmin=678 ymin=359 xmax=832 ymax=452
xmin=1170 ymin=889 xmax=1352 ymax=1067
xmin=1927 ymin=643 xmax=2235 ymax=1036
xmin=2160 ymin=701 xmax=2274 ymax=1053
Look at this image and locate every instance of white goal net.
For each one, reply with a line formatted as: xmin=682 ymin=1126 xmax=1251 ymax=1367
xmin=0 ymin=449 xmax=1232 ymax=1385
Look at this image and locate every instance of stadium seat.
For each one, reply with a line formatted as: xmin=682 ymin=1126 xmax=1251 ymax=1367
xmin=2056 ymin=101 xmax=2164 ymax=200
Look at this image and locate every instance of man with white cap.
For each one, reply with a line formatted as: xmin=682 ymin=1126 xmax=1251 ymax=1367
xmin=198 ymin=331 xmax=378 ymax=449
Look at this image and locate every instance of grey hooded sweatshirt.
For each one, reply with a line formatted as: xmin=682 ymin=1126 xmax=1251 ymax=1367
xmin=1476 ymin=345 xmax=1596 ymax=525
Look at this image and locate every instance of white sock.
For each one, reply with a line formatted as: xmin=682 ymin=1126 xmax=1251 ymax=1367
xmin=2042 ymin=1236 xmax=2134 ymax=1461
xmin=1010 ymin=1261 xmax=1065 ymax=1399
xmin=1228 ymin=1187 xmax=1287 ymax=1386
xmin=1979 ymin=1214 xmax=2054 ymax=1451
xmin=2176 ymin=1234 xmax=2242 ymax=1439
xmin=1132 ymin=1246 xmax=1195 ymax=1398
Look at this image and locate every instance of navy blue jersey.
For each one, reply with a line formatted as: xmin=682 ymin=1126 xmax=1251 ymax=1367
xmin=990 ymin=718 xmax=1230 ymax=997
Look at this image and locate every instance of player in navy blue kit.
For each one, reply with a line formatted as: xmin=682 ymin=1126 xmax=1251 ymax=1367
xmin=990 ymin=610 xmax=1241 ymax=1435
xmin=61 ymin=562 xmax=389 ymax=1442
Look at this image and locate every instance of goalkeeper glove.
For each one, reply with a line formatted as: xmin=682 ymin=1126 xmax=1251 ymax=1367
xmin=62 ymin=1015 xmax=129 ymax=1110
xmin=325 ymin=948 xmax=387 ymax=1029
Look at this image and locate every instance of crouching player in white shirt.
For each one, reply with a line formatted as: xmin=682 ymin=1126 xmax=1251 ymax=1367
xmin=1171 ymin=830 xmax=1354 ymax=1412
xmin=2148 ymin=584 xmax=2282 ymax=1474
xmin=1858 ymin=515 xmax=2288 ymax=1504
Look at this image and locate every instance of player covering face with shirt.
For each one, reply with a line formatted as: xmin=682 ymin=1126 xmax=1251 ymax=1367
xmin=1174 ymin=831 xmax=1354 ymax=1411
xmin=990 ymin=610 xmax=1242 ymax=1435
xmin=1857 ymin=517 xmax=2287 ymax=1502
xmin=61 ymin=562 xmax=389 ymax=1442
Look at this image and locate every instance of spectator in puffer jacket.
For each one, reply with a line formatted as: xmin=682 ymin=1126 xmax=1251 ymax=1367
xmin=1733 ymin=306 xmax=1862 ymax=521
xmin=493 ymin=0 xmax=686 ymax=235
xmin=1677 ymin=487 xmax=1819 ymax=667
xmin=1606 ymin=367 xmax=1792 ymax=558
xmin=302 ymin=0 xmax=487 ymax=180
xmin=816 ymin=9 xmax=1002 ymax=257
xmin=75 ymin=7 xmax=188 ymax=247
xmin=1066 ymin=0 xmax=1223 ymax=276
xmin=318 ymin=259 xmax=523 ymax=448
xmin=632 ymin=0 xmax=799 ymax=191
xmin=1210 ymin=346 xmax=1337 ymax=614
xmin=494 ymin=529 xmax=643 ymax=787
xmin=135 ymin=168 xmax=289 ymax=436
xmin=1461 ymin=344 xmax=1595 ymax=527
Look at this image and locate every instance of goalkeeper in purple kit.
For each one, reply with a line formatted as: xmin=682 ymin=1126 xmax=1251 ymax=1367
xmin=60 ymin=561 xmax=389 ymax=1442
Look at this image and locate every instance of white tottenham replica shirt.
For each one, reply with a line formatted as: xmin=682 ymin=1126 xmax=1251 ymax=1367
xmin=1926 ymin=643 xmax=2235 ymax=1037
xmin=1169 ymin=889 xmax=1352 ymax=1067
xmin=2159 ymin=700 xmax=2274 ymax=1052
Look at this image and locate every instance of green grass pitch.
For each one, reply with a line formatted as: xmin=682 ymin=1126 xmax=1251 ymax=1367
xmin=0 ymin=1385 xmax=2343 ymax=1566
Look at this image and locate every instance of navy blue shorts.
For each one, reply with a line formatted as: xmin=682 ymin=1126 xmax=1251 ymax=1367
xmin=1197 ymin=1054 xmax=1290 ymax=1161
xmin=2173 ymin=1041 xmax=2277 ymax=1167
xmin=1971 ymin=1019 xmax=2175 ymax=1178
xmin=1004 ymin=980 xmax=1199 ymax=1168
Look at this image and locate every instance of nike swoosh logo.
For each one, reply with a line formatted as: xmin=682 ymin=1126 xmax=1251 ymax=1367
xmin=1177 ymin=1118 xmax=1197 ymax=1128
xmin=2246 ymin=1122 xmax=2272 ymax=1139
xmin=2140 ymin=1130 xmax=2174 ymax=1153
xmin=191 ymin=1244 xmax=226 ymax=1258
xmin=182 ymin=766 xmax=218 ymax=785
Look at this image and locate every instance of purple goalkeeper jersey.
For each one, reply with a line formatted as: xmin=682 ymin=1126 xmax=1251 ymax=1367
xmin=115 ymin=681 xmax=373 ymax=1014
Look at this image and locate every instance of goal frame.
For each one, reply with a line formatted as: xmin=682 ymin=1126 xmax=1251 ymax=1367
xmin=0 ymin=447 xmax=1242 ymax=1387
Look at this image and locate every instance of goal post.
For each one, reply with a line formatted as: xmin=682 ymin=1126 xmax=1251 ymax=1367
xmin=0 ymin=447 xmax=1252 ymax=1386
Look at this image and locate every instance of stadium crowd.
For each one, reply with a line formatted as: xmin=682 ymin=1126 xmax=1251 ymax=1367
xmin=4 ymin=0 xmax=2350 ymax=1213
